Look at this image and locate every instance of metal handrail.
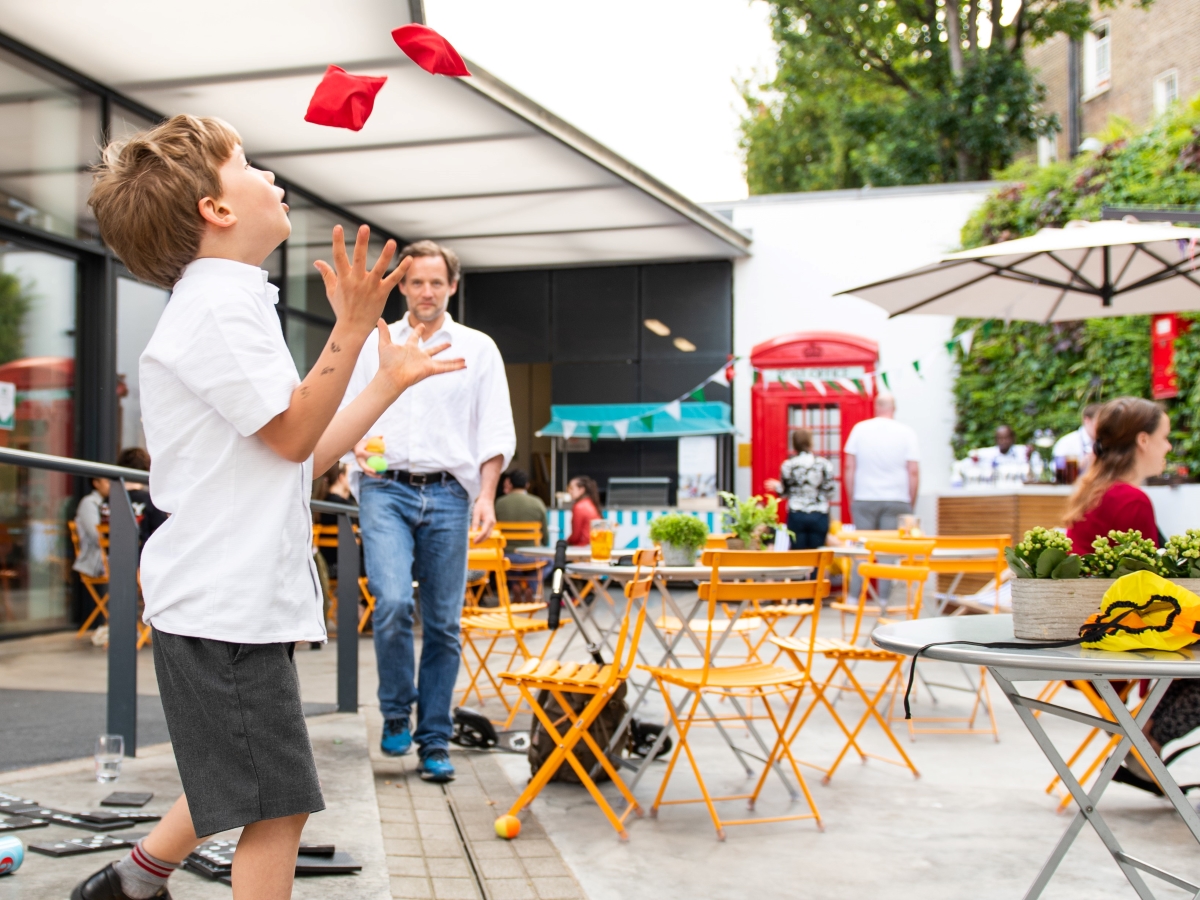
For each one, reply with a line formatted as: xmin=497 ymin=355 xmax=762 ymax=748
xmin=0 ymin=445 xmax=362 ymax=755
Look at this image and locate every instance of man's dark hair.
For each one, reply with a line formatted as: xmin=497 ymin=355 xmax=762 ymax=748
xmin=117 ymin=447 xmax=150 ymax=471
xmin=507 ymin=469 xmax=529 ymax=489
xmin=1083 ymin=403 xmax=1102 ymax=420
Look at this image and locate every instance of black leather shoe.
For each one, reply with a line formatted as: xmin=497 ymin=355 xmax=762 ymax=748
xmin=71 ymin=863 xmax=171 ymax=900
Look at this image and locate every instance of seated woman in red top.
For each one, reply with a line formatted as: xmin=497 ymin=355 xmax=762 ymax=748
xmin=1064 ymin=397 xmax=1171 ymax=555
xmin=566 ymin=475 xmax=602 ymax=546
xmin=1063 ymin=397 xmax=1189 ymax=795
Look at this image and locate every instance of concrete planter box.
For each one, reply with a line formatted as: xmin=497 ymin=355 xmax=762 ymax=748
xmin=660 ymin=542 xmax=699 ymax=567
xmin=1011 ymin=577 xmax=1200 ymax=640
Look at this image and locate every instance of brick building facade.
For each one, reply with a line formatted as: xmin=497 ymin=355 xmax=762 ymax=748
xmin=1026 ymin=0 xmax=1200 ymax=162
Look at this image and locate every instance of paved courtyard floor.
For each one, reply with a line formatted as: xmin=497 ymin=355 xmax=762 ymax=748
xmin=5 ymin=607 xmax=1200 ymax=899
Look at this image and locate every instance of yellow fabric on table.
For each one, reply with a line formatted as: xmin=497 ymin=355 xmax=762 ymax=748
xmin=1082 ymin=571 xmax=1200 ymax=653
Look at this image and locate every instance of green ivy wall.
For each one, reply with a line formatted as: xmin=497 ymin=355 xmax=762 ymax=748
xmin=953 ymin=97 xmax=1200 ymax=469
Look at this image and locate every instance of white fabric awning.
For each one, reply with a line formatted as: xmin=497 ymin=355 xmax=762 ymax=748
xmin=0 ymin=1 xmax=749 ymax=269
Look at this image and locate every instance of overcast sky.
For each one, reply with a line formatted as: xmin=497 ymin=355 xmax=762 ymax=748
xmin=424 ymin=1 xmax=778 ymax=204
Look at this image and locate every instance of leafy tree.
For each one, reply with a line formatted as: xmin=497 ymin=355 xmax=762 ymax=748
xmin=953 ymin=96 xmax=1200 ymax=470
xmin=0 ymin=273 xmax=28 ymax=366
xmin=742 ymin=0 xmax=1152 ymax=192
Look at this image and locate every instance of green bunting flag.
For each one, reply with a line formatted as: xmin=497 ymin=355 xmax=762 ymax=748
xmin=640 ymin=414 xmax=654 ymax=430
xmin=981 ymin=320 xmax=995 ymax=338
xmin=852 ymin=378 xmax=864 ymax=394
xmin=912 ymin=359 xmax=923 ymax=379
xmin=880 ymin=372 xmax=890 ymax=390
xmin=690 ymin=387 xmax=706 ymax=402
xmin=587 ymin=424 xmax=601 ymax=440
xmin=945 ymin=339 xmax=958 ymax=354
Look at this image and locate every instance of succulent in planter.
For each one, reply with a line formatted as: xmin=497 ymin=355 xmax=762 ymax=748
xmin=648 ymin=513 xmax=709 ymax=566
xmin=1080 ymin=529 xmax=1166 ymax=578
xmin=1006 ymin=526 xmax=1082 ymax=579
xmin=718 ymin=491 xmax=787 ymax=550
xmin=1162 ymin=529 xmax=1200 ymax=579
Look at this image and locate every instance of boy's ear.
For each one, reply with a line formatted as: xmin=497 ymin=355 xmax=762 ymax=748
xmin=198 ymin=195 xmax=237 ymax=229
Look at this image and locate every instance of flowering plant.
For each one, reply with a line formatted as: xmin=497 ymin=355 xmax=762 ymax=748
xmin=1080 ymin=530 xmax=1164 ymax=578
xmin=1160 ymin=529 xmax=1200 ymax=579
xmin=1006 ymin=526 xmax=1081 ymax=579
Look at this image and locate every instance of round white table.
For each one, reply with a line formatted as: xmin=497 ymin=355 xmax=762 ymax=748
xmin=874 ymin=615 xmax=1200 ymax=900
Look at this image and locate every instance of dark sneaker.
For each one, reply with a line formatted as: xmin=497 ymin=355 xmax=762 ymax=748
xmin=418 ymin=748 xmax=456 ymax=783
xmin=71 ymin=862 xmax=171 ymax=899
xmin=381 ymin=718 xmax=413 ymax=757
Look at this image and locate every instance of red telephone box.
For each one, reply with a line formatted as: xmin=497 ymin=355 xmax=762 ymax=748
xmin=750 ymin=332 xmax=878 ymax=526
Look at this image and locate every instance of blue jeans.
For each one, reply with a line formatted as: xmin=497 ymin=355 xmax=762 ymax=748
xmin=359 ymin=477 xmax=470 ymax=752
xmin=786 ymin=510 xmax=829 ymax=551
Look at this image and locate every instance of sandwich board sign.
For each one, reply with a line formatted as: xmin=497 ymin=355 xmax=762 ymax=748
xmin=0 ymin=382 xmax=15 ymax=430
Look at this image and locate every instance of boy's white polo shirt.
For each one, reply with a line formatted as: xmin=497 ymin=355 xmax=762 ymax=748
xmin=138 ymin=258 xmax=325 ymax=644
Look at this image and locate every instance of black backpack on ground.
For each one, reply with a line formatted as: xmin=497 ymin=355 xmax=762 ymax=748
xmin=528 ymin=682 xmax=628 ymax=784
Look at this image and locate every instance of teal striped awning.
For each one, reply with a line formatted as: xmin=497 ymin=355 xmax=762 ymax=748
xmin=536 ymin=401 xmax=733 ymax=440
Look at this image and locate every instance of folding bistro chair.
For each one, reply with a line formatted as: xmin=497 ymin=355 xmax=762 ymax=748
xmin=773 ymin=561 xmax=928 ymax=783
xmin=830 ymin=538 xmax=934 ymax=641
xmin=459 ymin=539 xmax=551 ymax=727
xmin=312 ymin=523 xmax=339 ymax=629
xmin=900 ymin=535 xmax=1004 ymax=741
xmin=642 ymin=549 xmax=833 ymax=840
xmin=69 ymin=521 xmax=109 ymax=636
xmin=497 ymin=548 xmax=658 ymax=840
xmin=494 ymin=521 xmax=550 ymax=602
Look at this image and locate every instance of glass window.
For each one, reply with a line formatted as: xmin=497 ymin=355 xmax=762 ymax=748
xmin=1154 ymin=71 xmax=1179 ymax=115
xmin=0 ymin=46 xmax=103 ymax=243
xmin=281 ymin=192 xmax=394 ymax=375
xmin=117 ymin=276 xmax=169 ymax=450
xmin=1084 ymin=22 xmax=1111 ymax=97
xmin=0 ymin=241 xmax=78 ymax=636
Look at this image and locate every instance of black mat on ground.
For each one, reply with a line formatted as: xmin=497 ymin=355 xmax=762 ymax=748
xmin=0 ymin=690 xmax=337 ymax=771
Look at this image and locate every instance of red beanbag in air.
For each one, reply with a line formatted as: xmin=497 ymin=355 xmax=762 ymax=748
xmin=304 ymin=65 xmax=388 ymax=131
xmin=391 ymin=24 xmax=471 ymax=77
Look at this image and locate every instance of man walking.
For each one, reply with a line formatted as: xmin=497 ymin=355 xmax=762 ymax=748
xmin=843 ymin=394 xmax=919 ymax=531
xmin=343 ymin=240 xmax=515 ymax=782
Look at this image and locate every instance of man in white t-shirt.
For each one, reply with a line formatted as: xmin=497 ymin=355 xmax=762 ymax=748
xmin=842 ymin=394 xmax=920 ymax=530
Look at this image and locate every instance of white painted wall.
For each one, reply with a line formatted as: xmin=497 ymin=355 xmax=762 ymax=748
xmin=707 ymin=183 xmax=994 ymax=530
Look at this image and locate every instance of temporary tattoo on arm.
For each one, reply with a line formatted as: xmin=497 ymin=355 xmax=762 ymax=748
xmin=320 ymin=366 xmax=335 ymax=375
xmin=330 ymin=342 xmax=342 ymax=353
xmin=299 ymin=386 xmax=310 ymax=398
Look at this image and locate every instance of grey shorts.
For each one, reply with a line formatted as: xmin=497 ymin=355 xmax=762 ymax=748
xmin=152 ymin=629 xmax=325 ymax=837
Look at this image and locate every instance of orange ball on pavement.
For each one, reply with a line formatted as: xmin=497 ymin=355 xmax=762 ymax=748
xmin=494 ymin=815 xmax=521 ymax=839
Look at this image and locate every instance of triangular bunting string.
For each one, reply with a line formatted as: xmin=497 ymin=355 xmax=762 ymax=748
xmin=561 ymin=421 xmax=577 ymax=440
xmin=640 ymin=415 xmax=654 ymax=431
xmin=880 ymin=372 xmax=890 ymax=390
xmin=912 ymin=359 xmax=923 ymax=379
xmin=613 ymin=419 xmax=629 ymax=441
xmin=836 ymin=378 xmax=859 ymax=394
xmin=959 ymin=327 xmax=975 ymax=356
xmin=587 ymin=424 xmax=601 ymax=441
xmin=664 ymin=400 xmax=682 ymax=421
xmin=808 ymin=379 xmax=827 ymax=396
xmin=690 ymin=386 xmax=706 ymax=402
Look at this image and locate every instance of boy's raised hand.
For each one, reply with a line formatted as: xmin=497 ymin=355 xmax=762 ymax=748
xmin=376 ymin=321 xmax=465 ymax=392
xmin=313 ymin=224 xmax=409 ymax=335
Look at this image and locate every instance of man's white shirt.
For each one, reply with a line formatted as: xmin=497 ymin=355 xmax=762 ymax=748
xmin=340 ymin=313 xmax=515 ymax=500
xmin=1052 ymin=426 xmax=1094 ymax=459
xmin=138 ymin=258 xmax=325 ymax=644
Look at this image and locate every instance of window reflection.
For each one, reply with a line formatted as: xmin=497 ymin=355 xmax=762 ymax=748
xmin=0 ymin=46 xmax=102 ymax=243
xmin=0 ymin=241 xmax=77 ymax=635
xmin=117 ymin=277 xmax=169 ymax=451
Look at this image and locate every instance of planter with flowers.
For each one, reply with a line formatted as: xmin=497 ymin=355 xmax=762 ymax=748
xmin=1008 ymin=527 xmax=1200 ymax=639
xmin=718 ymin=492 xmax=788 ymax=551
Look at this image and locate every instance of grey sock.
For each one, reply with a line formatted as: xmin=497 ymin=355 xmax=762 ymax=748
xmin=112 ymin=840 xmax=178 ymax=899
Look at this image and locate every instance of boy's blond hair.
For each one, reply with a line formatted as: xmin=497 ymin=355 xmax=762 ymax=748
xmin=90 ymin=115 xmax=242 ymax=289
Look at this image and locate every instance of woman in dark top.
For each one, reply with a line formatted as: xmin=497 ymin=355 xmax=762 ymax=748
xmin=1064 ymin=397 xmax=1170 ymax=554
xmin=1063 ymin=398 xmax=1196 ymax=793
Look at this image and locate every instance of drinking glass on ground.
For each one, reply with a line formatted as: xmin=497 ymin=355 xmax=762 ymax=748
xmin=589 ymin=520 xmax=615 ymax=562
xmin=95 ymin=734 xmax=123 ymax=783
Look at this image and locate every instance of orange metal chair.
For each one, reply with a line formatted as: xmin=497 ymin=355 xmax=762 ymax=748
xmin=773 ymin=561 xmax=928 ymax=784
xmin=69 ymin=521 xmax=109 ymax=636
xmin=465 ymin=533 xmax=545 ymax=616
xmin=459 ymin=539 xmax=551 ymax=727
xmin=642 ymin=549 xmax=834 ymax=840
xmin=94 ymin=524 xmax=153 ymax=650
xmin=494 ymin=521 xmax=549 ymax=602
xmin=830 ymin=538 xmax=934 ymax=640
xmin=497 ymin=548 xmax=658 ymax=840
xmin=312 ymin=523 xmax=340 ymax=630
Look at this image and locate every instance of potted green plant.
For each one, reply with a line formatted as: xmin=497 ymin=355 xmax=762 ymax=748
xmin=1007 ymin=527 xmax=1200 ymax=639
xmin=718 ymin=492 xmax=784 ymax=551
xmin=648 ymin=513 xmax=709 ymax=566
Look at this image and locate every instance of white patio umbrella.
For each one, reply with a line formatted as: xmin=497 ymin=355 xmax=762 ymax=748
xmin=838 ymin=220 xmax=1200 ymax=322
